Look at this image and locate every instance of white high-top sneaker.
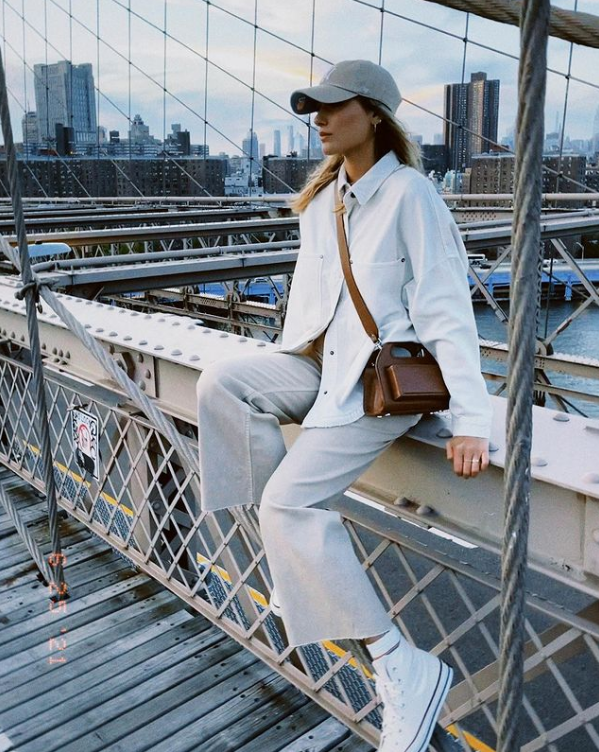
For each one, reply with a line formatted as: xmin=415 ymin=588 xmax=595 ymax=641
xmin=269 ymin=587 xmax=283 ymax=618
xmin=374 ymin=639 xmax=453 ymax=752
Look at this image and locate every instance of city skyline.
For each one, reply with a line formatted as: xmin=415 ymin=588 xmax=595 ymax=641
xmin=0 ymin=0 xmax=597 ymax=161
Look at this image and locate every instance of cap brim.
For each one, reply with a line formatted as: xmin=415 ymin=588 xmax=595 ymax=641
xmin=290 ymin=84 xmax=357 ymax=114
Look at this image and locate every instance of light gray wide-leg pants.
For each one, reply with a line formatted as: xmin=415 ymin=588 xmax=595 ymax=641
xmin=196 ymin=350 xmax=421 ymax=648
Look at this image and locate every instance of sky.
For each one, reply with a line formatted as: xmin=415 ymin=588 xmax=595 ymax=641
xmin=1 ymin=0 xmax=599 ymax=156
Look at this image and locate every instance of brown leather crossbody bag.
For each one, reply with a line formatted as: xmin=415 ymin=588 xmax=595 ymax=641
xmin=334 ymin=192 xmax=450 ymax=417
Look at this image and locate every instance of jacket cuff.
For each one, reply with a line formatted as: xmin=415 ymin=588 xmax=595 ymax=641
xmin=450 ymin=417 xmax=492 ymax=439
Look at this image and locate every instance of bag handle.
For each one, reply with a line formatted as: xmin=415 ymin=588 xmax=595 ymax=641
xmin=334 ymin=191 xmax=381 ymax=347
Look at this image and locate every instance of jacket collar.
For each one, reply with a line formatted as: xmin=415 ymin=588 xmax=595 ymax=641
xmin=336 ymin=150 xmax=402 ymax=206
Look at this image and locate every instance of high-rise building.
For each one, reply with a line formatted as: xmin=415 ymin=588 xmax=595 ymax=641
xmin=129 ymin=114 xmax=153 ymax=144
xmin=33 ymin=61 xmax=97 ymax=147
xmin=21 ymin=111 xmax=38 ymax=147
xmin=242 ymin=130 xmax=260 ymax=174
xmin=273 ymin=129 xmax=281 ymax=157
xmin=444 ymin=71 xmax=499 ymax=172
xmin=287 ymin=125 xmax=294 ymax=155
xmin=592 ymin=105 xmax=599 ymax=158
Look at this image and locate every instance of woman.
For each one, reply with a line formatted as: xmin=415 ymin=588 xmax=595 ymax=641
xmin=197 ymin=59 xmax=492 ymax=752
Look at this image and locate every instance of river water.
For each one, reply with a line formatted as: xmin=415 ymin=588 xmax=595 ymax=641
xmin=475 ymin=300 xmax=599 ymax=417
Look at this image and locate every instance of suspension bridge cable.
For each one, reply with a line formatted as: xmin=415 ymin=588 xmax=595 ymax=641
xmin=497 ymin=0 xmax=550 ymax=750
xmin=0 ymin=44 xmax=67 ymax=598
xmin=423 ymin=0 xmax=599 ymax=49
xmin=349 ymin=0 xmax=599 ymax=93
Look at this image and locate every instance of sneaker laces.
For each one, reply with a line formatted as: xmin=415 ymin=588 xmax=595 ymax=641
xmin=376 ymin=671 xmax=406 ymax=718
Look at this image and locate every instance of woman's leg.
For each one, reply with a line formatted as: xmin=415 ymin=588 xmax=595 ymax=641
xmin=196 ymin=351 xmax=321 ymax=512
xmin=257 ymin=411 xmax=421 ymax=648
xmin=258 ymin=412 xmax=452 ymax=752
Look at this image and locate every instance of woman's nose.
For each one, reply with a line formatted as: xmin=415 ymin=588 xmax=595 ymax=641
xmin=314 ymin=109 xmax=326 ymax=126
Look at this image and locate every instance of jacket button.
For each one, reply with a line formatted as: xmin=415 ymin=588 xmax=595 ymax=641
xmin=330 ymin=350 xmax=334 ymax=355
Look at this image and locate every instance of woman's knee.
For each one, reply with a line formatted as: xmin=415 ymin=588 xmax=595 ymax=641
xmin=196 ymin=356 xmax=244 ymax=404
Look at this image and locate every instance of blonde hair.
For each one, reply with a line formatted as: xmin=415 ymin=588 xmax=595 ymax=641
xmin=290 ymin=97 xmax=423 ymax=214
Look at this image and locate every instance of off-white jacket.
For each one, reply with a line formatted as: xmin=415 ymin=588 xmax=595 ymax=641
xmin=277 ymin=151 xmax=493 ymax=438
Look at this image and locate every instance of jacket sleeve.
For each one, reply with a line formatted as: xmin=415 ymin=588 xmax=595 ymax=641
xmin=399 ymin=177 xmax=493 ymax=438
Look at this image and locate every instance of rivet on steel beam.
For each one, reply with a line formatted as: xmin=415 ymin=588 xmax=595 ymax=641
xmin=65 ymin=351 xmax=70 ymax=359
xmin=489 ymin=442 xmax=499 ymax=452
xmin=95 ymin=328 xmax=104 ymax=333
xmin=158 ymin=318 xmax=166 ymax=323
xmin=436 ymin=427 xmax=452 ymax=438
xmin=58 ymin=350 xmax=63 ymax=357
xmin=137 ymin=380 xmax=146 ymax=391
xmin=239 ymin=337 xmax=247 ymax=342
xmin=137 ymin=354 xmax=144 ymax=362
xmin=171 ymin=349 xmax=182 ymax=356
xmin=203 ymin=330 xmax=211 ymax=334
xmin=139 ymin=340 xmax=148 ymax=345
xmin=144 ymin=315 xmax=152 ymax=320
xmin=189 ymin=355 xmax=200 ymax=362
xmin=393 ymin=497 xmax=409 ymax=507
xmin=144 ymin=369 xmax=151 ymax=378
xmin=119 ymin=309 xmax=126 ymax=314
xmin=108 ymin=331 xmax=118 ymax=337
xmin=187 ymin=325 xmax=196 ymax=330
xmin=124 ymin=335 xmax=132 ymax=341
xmin=531 ymin=457 xmax=548 ymax=467
xmin=52 ymin=348 xmax=57 ymax=355
xmin=85 ymin=324 xmax=92 ymax=329
xmin=416 ymin=505 xmax=433 ymax=516
xmin=131 ymin=312 xmax=139 ymax=317
xmin=154 ymin=345 xmax=164 ymax=351
xmin=75 ymin=299 xmax=82 ymax=303
xmin=583 ymin=472 xmax=599 ymax=484
xmin=85 ymin=301 xmax=93 ymax=305
xmin=171 ymin=322 xmax=180 ymax=327
xmin=219 ymin=333 xmax=229 ymax=338
xmin=257 ymin=342 xmax=266 ymax=347
xmin=553 ymin=413 xmax=570 ymax=422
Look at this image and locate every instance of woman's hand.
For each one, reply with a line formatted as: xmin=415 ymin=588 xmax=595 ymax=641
xmin=446 ymin=436 xmax=489 ymax=479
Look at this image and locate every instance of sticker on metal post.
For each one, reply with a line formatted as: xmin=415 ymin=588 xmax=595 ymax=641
xmin=71 ymin=408 xmax=100 ymax=480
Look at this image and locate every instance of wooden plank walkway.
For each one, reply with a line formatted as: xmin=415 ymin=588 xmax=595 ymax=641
xmin=0 ymin=470 xmax=375 ymax=752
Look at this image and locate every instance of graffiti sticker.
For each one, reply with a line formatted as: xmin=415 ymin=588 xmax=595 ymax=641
xmin=71 ymin=408 xmax=100 ymax=480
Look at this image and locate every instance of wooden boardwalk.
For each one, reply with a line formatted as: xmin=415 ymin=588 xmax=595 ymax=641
xmin=0 ymin=471 xmax=374 ymax=752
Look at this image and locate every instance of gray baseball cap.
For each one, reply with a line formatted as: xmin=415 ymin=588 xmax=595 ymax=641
xmin=290 ymin=59 xmax=401 ymax=116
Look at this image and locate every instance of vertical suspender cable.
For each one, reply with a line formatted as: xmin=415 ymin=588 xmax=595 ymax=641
xmin=497 ymin=1 xmax=549 ymax=750
xmin=0 ymin=47 xmax=67 ymax=599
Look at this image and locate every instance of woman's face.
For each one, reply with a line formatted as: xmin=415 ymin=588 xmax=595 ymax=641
xmin=313 ymin=98 xmax=377 ymax=159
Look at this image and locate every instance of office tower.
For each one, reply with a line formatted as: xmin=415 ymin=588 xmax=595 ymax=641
xmin=287 ymin=125 xmax=294 ymax=154
xmin=273 ymin=129 xmax=281 ymax=156
xmin=21 ymin=111 xmax=39 ymax=146
xmin=129 ymin=114 xmax=153 ymax=144
xmin=295 ymin=132 xmax=306 ymax=157
xmin=444 ymin=71 xmax=499 ymax=172
xmin=308 ymin=125 xmax=323 ymax=159
xmin=34 ymin=61 xmax=97 ymax=146
xmin=592 ymin=105 xmax=599 ymax=156
xmin=242 ymin=130 xmax=260 ymax=173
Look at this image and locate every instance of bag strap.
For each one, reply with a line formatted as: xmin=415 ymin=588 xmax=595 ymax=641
xmin=334 ymin=190 xmax=381 ymax=346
